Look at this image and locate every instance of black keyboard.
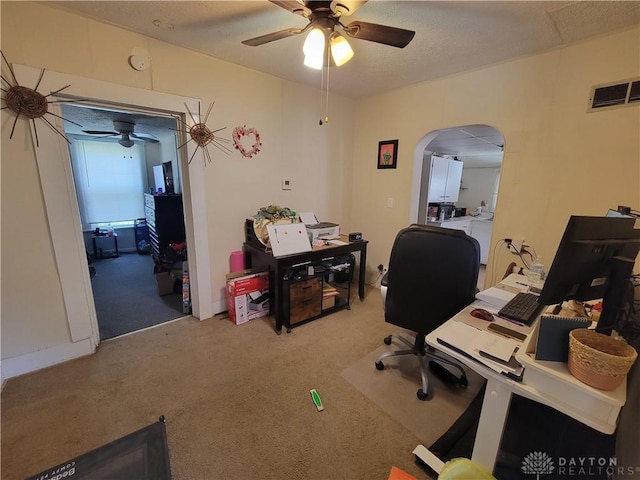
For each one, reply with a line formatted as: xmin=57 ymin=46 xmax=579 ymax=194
xmin=498 ymin=292 xmax=543 ymax=325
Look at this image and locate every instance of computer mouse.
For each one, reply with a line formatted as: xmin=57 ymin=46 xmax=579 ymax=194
xmin=470 ymin=308 xmax=494 ymax=321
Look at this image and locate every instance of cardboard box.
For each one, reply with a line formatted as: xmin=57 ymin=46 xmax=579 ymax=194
xmin=322 ymin=295 xmax=336 ymax=311
xmin=226 ymin=269 xmax=270 ymax=325
xmin=155 ymin=272 xmax=174 ymax=296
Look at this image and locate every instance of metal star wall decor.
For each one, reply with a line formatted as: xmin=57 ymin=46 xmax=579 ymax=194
xmin=174 ymin=102 xmax=231 ymax=167
xmin=1 ymin=51 xmax=84 ymax=146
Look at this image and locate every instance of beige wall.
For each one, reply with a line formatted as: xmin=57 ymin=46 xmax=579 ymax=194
xmin=1 ymin=2 xmax=354 ymax=365
xmin=351 ymin=27 xmax=640 ymax=285
xmin=1 ymin=1 xmax=639 ymax=377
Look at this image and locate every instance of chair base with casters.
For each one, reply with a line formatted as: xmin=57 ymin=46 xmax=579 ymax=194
xmin=375 ymin=331 xmax=468 ymax=400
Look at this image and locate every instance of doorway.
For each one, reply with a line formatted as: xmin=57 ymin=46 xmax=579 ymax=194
xmin=13 ymin=63 xmax=213 ymax=351
xmin=62 ymin=104 xmax=188 ymax=340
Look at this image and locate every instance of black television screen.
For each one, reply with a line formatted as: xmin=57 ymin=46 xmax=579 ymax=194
xmin=538 ymin=215 xmax=640 ymax=334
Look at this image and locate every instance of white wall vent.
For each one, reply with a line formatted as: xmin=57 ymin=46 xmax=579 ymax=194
xmin=588 ymin=78 xmax=640 ymax=112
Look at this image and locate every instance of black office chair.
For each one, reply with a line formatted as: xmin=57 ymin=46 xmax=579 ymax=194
xmin=375 ymin=224 xmax=481 ymax=400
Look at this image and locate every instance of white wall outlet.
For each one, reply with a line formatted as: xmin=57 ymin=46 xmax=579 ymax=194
xmin=511 ymin=239 xmax=524 ymax=253
xmin=387 ymin=197 xmax=394 ymax=208
xmin=281 ymin=179 xmax=292 ymax=190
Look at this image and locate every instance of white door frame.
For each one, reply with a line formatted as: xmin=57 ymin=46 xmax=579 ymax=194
xmin=14 ymin=64 xmax=213 ymax=348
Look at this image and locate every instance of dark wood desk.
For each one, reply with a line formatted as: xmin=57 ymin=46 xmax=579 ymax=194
xmin=243 ymin=236 xmax=368 ymax=334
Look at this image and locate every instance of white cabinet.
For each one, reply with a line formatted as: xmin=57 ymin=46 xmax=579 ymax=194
xmin=427 ymin=155 xmax=463 ymax=203
xmin=440 ymin=218 xmax=472 ymax=234
xmin=470 ymin=219 xmax=492 ymax=265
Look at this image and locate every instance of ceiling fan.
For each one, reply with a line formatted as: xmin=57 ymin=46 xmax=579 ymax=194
xmin=242 ymin=0 xmax=415 ymax=65
xmin=82 ymin=120 xmax=160 ymax=148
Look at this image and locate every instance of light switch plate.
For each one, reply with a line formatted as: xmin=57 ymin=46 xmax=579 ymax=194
xmin=281 ymin=179 xmax=292 ymax=190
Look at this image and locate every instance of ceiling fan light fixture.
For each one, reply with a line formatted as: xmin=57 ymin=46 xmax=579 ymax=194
xmin=330 ymin=33 xmax=353 ymax=66
xmin=303 ymin=27 xmax=325 ymax=69
xmin=304 ymin=54 xmax=324 ymax=70
xmin=119 ymin=133 xmax=135 ymax=148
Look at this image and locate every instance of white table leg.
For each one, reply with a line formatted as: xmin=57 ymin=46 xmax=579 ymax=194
xmin=472 ymin=377 xmax=513 ymax=471
xmin=413 ymin=444 xmax=445 ymax=474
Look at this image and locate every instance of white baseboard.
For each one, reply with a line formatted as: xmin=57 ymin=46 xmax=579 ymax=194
xmin=1 ymin=338 xmax=95 ymax=381
xmin=210 ymin=299 xmax=227 ymax=318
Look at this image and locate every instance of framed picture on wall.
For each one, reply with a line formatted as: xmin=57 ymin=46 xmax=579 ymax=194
xmin=377 ymin=140 xmax=398 ymax=169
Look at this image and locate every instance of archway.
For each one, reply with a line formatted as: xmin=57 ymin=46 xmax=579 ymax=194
xmin=409 ymin=124 xmax=504 ymax=280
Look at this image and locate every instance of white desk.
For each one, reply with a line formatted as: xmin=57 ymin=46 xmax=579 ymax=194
xmin=417 ymin=275 xmax=627 ymax=473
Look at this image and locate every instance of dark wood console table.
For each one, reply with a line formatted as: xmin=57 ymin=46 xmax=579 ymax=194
xmin=243 ymin=236 xmax=368 ymax=334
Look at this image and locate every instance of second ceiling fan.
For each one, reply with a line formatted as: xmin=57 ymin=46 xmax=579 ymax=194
xmin=242 ymin=0 xmax=415 ymax=67
xmin=82 ymin=120 xmax=160 ymax=148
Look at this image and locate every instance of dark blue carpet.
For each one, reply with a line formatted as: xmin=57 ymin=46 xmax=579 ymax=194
xmin=90 ymin=252 xmax=184 ymax=340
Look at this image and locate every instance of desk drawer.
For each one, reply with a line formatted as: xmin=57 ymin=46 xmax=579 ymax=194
xmin=290 ymin=277 xmax=322 ymax=324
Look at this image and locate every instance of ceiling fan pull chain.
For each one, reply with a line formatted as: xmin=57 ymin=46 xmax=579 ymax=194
xmin=319 ymin=54 xmax=326 ymax=126
xmin=324 ymin=46 xmax=330 ymax=125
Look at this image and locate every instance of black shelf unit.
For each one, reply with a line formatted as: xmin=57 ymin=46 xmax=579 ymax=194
xmin=243 ymin=218 xmax=368 ymax=334
xmin=143 ymin=193 xmax=186 ymax=258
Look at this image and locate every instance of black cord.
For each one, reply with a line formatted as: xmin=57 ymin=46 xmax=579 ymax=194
xmin=368 ymin=271 xmax=383 ymax=287
xmin=614 ymin=278 xmax=640 ymax=343
xmin=506 ymin=241 xmax=531 ymax=269
xmin=526 ymin=244 xmax=538 ymax=257
xmin=521 ymin=249 xmax=535 ymax=261
xmin=490 ymin=239 xmax=505 ymax=286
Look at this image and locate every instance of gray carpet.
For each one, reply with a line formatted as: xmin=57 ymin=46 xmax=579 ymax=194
xmin=341 ymin=342 xmax=485 ymax=447
xmin=90 ymin=253 xmax=184 ymax=340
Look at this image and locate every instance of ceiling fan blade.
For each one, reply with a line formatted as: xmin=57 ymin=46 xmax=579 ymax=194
xmin=131 ymin=134 xmax=160 ymax=143
xmin=269 ymin=0 xmax=311 ymax=17
xmin=82 ymin=130 xmax=118 ymax=135
xmin=331 ymin=0 xmax=367 ymax=17
xmin=343 ymin=21 xmax=415 ymax=48
xmin=242 ymin=27 xmax=306 ymax=47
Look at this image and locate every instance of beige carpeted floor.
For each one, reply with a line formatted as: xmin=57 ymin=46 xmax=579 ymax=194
xmin=1 ymin=288 xmax=481 ymax=480
xmin=341 ymin=345 xmax=484 ymax=447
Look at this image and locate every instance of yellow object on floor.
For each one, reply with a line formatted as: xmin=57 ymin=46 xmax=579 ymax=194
xmin=438 ymin=458 xmax=496 ymax=479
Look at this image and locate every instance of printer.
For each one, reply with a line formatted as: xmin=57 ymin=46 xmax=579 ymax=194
xmin=299 ymin=212 xmax=340 ymax=241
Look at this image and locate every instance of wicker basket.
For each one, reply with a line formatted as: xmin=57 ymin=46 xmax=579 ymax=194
xmin=568 ymin=329 xmax=638 ymax=391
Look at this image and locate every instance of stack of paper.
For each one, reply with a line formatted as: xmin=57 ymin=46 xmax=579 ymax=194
xmin=436 ymin=321 xmax=523 ymax=375
xmin=476 ymin=287 xmax=517 ymax=309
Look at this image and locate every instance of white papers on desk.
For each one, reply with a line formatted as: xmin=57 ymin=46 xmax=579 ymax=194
xmin=436 ymin=321 xmax=522 ymax=374
xmin=299 ymin=212 xmax=319 ymax=225
xmin=501 ymin=273 xmax=533 ymax=290
xmin=476 ymin=274 xmax=531 ymax=309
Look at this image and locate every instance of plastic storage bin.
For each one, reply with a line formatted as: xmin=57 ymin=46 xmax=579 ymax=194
xmin=135 ymin=218 xmax=151 ymax=254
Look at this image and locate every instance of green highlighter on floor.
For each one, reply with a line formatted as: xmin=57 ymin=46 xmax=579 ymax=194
xmin=310 ymin=389 xmax=324 ymax=411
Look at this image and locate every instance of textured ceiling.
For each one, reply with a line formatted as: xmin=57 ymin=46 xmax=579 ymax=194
xmin=52 ymin=1 xmax=638 ymax=162
xmin=51 ymin=1 xmax=640 ymax=99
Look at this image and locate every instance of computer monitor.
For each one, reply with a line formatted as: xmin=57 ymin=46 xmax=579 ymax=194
xmin=538 ymin=215 xmax=640 ymax=335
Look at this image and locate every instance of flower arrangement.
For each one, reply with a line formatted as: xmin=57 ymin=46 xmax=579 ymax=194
xmin=254 ymin=205 xmax=295 ymax=222
xmin=232 ymin=125 xmax=262 ymax=158
xmin=252 ymin=205 xmax=297 ymax=246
